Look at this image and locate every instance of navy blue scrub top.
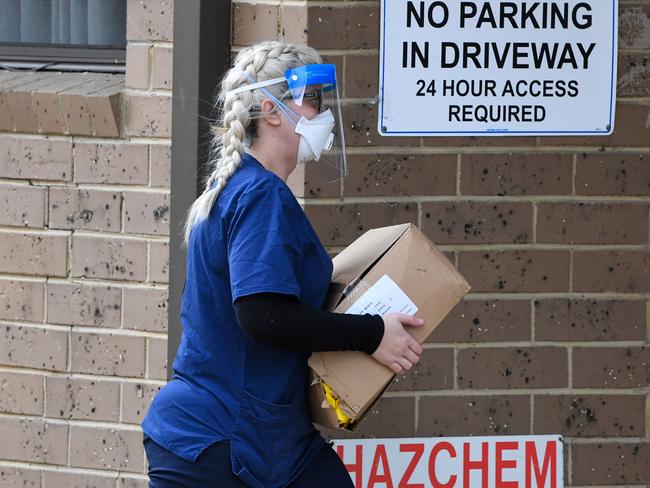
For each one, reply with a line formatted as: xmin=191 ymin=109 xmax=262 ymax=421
xmin=142 ymin=153 xmax=334 ymax=488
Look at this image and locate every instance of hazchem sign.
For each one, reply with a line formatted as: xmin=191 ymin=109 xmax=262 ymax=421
xmin=378 ymin=1 xmax=618 ymax=136
xmin=332 ymin=435 xmax=564 ymax=487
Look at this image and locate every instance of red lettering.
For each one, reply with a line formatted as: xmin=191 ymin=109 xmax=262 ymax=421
xmin=428 ymin=442 xmax=457 ymax=488
xmin=495 ymin=441 xmax=518 ymax=488
xmin=399 ymin=443 xmax=425 ymax=488
xmin=463 ymin=442 xmax=489 ymax=488
xmin=525 ymin=441 xmax=557 ymax=488
xmin=368 ymin=444 xmax=394 ymax=488
xmin=337 ymin=444 xmax=363 ymax=487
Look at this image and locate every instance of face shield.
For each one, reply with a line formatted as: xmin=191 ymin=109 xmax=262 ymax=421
xmin=229 ymin=64 xmax=347 ymax=182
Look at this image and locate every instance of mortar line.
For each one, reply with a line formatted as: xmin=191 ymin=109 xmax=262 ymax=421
xmin=530 ymin=299 xmax=536 ymax=342
xmin=456 ymin=153 xmax=462 ymax=196
xmin=572 ymin=153 xmax=577 ymax=196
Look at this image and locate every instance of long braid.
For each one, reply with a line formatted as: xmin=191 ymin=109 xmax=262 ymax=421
xmin=183 ymin=42 xmax=321 ymax=245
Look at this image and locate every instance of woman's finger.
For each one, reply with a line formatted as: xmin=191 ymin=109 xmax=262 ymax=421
xmin=397 ymin=357 xmax=413 ymax=371
xmin=404 ymin=349 xmax=420 ymax=365
xmin=408 ymin=338 xmax=423 ymax=356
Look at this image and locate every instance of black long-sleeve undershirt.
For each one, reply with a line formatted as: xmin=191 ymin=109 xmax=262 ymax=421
xmin=233 ymin=292 xmax=384 ymax=354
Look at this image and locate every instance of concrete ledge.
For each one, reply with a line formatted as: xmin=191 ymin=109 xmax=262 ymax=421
xmin=0 ymin=71 xmax=125 ymax=138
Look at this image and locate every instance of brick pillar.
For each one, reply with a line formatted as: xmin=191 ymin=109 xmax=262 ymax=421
xmin=0 ymin=0 xmax=173 ymax=485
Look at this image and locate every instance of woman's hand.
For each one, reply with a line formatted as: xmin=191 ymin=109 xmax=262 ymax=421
xmin=371 ymin=313 xmax=425 ymax=374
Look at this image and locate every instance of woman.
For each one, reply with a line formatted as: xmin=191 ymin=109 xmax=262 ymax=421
xmin=142 ymin=41 xmax=425 ymax=488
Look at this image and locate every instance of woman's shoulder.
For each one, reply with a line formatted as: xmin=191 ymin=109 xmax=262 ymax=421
xmin=226 ymin=157 xmax=298 ymax=207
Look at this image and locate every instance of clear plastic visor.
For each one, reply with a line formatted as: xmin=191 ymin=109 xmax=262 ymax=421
xmin=282 ymin=64 xmax=347 ymax=182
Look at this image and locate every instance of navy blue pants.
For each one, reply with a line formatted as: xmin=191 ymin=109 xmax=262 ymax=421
xmin=143 ymin=434 xmax=354 ymax=487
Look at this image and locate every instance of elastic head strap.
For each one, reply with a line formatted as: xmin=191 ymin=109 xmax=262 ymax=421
xmin=228 ymin=69 xmax=301 ymax=125
xmin=228 ymin=75 xmax=285 ymax=95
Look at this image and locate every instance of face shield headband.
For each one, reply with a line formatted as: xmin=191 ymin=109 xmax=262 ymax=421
xmin=228 ymin=64 xmax=348 ymax=182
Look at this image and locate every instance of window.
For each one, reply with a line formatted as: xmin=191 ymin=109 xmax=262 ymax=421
xmin=0 ymin=0 xmax=126 ymax=69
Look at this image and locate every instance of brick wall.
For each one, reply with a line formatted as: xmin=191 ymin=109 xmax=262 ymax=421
xmin=235 ymin=0 xmax=650 ymax=486
xmin=0 ymin=0 xmax=172 ymax=485
xmin=0 ymin=0 xmax=648 ymax=486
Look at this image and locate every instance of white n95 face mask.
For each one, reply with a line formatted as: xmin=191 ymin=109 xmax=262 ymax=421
xmin=294 ymin=109 xmax=335 ymax=164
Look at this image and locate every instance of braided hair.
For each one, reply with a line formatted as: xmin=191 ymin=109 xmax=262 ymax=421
xmin=183 ymin=41 xmax=322 ymax=244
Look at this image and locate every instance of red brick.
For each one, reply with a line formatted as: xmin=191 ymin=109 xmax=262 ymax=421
xmin=541 ymin=103 xmax=650 ymax=147
xmin=458 ymin=250 xmax=570 ymax=293
xmin=342 ymin=103 xmax=420 ymax=147
xmin=619 ymin=4 xmax=650 ymax=49
xmin=535 ymin=299 xmax=646 ymax=342
xmin=458 ymin=347 xmax=568 ymax=389
xmin=575 ymin=152 xmax=650 ymax=196
xmin=460 ymin=153 xmax=573 ymax=196
xmin=422 ymin=134 xmax=537 ymax=148
xmin=350 ymin=397 xmax=415 ymax=439
xmin=280 ymin=4 xmax=308 ymax=45
xmin=307 ymin=5 xmax=379 ymax=49
xmin=422 ymin=201 xmax=532 ymax=244
xmin=573 ymin=346 xmax=650 ymax=389
xmin=572 ymin=443 xmax=650 ymax=485
xmin=429 ymin=299 xmax=531 ymax=343
xmin=573 ymin=251 xmax=650 ymax=293
xmin=534 ymin=395 xmax=646 ymax=437
xmin=617 ymin=53 xmax=650 ymax=97
xmin=387 ymin=348 xmax=454 ymax=392
xmin=417 ymin=395 xmax=530 ymax=436
xmin=232 ymin=3 xmax=279 ymax=46
xmin=288 ymin=160 xmax=341 ymax=199
xmin=345 ymin=54 xmax=379 ymax=98
xmin=305 ymin=202 xmax=417 ymax=247
xmin=536 ymin=202 xmax=648 ymax=245
xmin=343 ymin=153 xmax=456 ymax=198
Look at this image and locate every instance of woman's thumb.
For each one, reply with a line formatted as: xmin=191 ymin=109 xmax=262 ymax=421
xmin=401 ymin=314 xmax=425 ymax=327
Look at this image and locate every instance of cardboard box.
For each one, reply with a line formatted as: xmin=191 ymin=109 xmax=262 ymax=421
xmin=308 ymin=223 xmax=471 ymax=430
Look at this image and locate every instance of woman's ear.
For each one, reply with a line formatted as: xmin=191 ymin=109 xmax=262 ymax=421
xmin=260 ymin=98 xmax=282 ymax=126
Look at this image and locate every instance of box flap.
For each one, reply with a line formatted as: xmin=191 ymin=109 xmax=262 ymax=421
xmin=331 ymin=223 xmax=411 ymax=285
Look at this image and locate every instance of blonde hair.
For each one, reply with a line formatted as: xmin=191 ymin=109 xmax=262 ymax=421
xmin=183 ymin=41 xmax=322 ymax=244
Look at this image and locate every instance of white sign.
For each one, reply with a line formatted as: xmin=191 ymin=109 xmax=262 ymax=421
xmin=378 ymin=0 xmax=617 ymax=136
xmin=333 ymin=436 xmax=563 ymax=488
xmin=345 ymin=274 xmax=419 ymax=316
